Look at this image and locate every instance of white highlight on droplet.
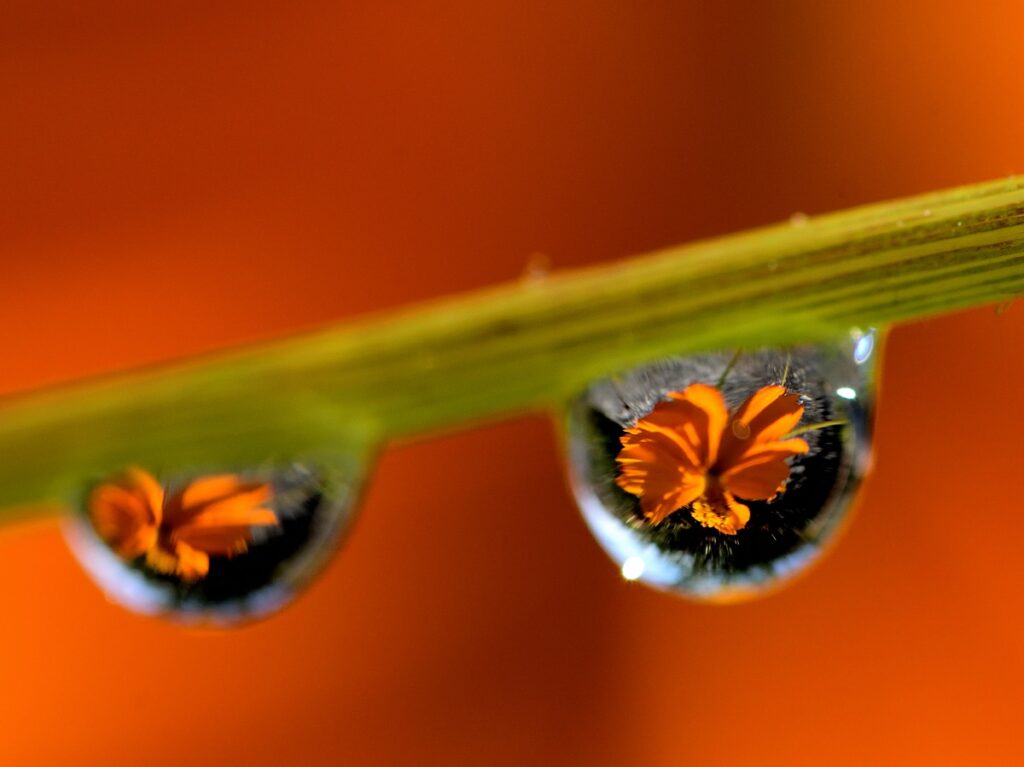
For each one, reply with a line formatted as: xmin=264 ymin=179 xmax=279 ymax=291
xmin=836 ymin=387 xmax=857 ymax=400
xmin=853 ymin=333 xmax=874 ymax=364
xmin=621 ymin=556 xmax=646 ymax=581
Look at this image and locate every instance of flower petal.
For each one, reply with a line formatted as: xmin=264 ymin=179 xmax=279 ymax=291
xmin=616 ymin=436 xmax=685 ymax=495
xmin=88 ymin=468 xmax=163 ymax=558
xmin=164 ymin=475 xmax=272 ymax=527
xmin=725 ymin=493 xmax=751 ymax=530
xmin=734 ymin=385 xmax=805 ymax=442
xmin=170 ymin=498 xmax=279 ymax=556
xmin=177 ymin=474 xmax=257 ymax=507
xmin=718 ymin=385 xmax=805 ymax=467
xmin=638 ymin=473 xmax=706 ymax=525
xmin=666 ymin=383 xmax=729 ymax=466
xmin=624 ymin=409 xmax=703 ymax=470
xmin=617 ymin=432 xmax=707 ymax=521
xmin=122 ymin=467 xmax=166 ymax=526
xmin=720 ymin=438 xmax=809 ymax=500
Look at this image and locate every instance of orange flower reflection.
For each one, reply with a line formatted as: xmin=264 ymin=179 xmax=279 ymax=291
xmin=616 ymin=384 xmax=809 ymax=534
xmin=89 ymin=468 xmax=279 ymax=581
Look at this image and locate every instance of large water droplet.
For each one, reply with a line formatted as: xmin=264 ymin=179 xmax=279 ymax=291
xmin=565 ymin=330 xmax=878 ymax=602
xmin=64 ymin=455 xmax=367 ymax=624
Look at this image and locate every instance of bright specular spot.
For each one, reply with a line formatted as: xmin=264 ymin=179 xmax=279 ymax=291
xmin=621 ymin=556 xmax=645 ymax=581
xmin=836 ymin=386 xmax=857 ymax=400
xmin=853 ymin=333 xmax=874 ymax=364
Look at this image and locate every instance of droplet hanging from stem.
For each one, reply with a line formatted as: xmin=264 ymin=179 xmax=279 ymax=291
xmin=563 ymin=329 xmax=879 ymax=602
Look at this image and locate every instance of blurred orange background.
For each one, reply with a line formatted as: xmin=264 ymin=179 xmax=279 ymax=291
xmin=1 ymin=2 xmax=1023 ymax=764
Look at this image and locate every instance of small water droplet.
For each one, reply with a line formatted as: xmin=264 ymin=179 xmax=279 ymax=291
xmin=564 ymin=333 xmax=879 ymax=602
xmin=995 ymin=299 xmax=1016 ymax=316
xmin=64 ymin=456 xmax=366 ymax=624
xmin=522 ymin=252 xmax=552 ymax=283
xmin=789 ymin=212 xmax=809 ymax=227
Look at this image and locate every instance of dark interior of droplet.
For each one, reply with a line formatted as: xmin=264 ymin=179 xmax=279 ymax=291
xmin=578 ymin=350 xmax=846 ymax=576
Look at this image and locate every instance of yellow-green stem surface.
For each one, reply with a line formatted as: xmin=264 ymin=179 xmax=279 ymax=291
xmin=2 ymin=177 xmax=1023 ymax=518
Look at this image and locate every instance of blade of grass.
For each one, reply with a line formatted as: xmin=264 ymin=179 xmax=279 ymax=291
xmin=1 ymin=176 xmax=1023 ymax=517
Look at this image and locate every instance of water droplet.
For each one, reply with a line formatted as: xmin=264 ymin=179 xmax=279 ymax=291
xmin=564 ymin=332 xmax=878 ymax=602
xmin=64 ymin=456 xmax=366 ymax=624
xmin=995 ymin=299 xmax=1016 ymax=316
xmin=522 ymin=252 xmax=552 ymax=283
xmin=788 ymin=212 xmax=809 ymax=227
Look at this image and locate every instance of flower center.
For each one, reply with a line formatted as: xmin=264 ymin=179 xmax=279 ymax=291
xmin=689 ymin=477 xmax=746 ymax=536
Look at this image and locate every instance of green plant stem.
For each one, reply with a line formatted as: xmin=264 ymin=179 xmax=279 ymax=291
xmin=2 ymin=177 xmax=1024 ymax=518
